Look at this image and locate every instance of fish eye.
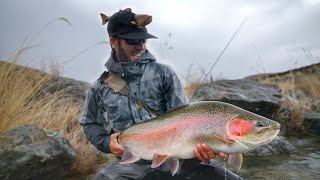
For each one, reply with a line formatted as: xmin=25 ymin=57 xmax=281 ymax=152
xmin=256 ymin=121 xmax=264 ymax=127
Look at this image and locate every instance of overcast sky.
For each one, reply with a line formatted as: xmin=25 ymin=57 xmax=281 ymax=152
xmin=1 ymin=0 xmax=320 ymax=84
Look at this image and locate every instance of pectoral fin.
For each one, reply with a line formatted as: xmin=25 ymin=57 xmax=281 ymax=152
xmin=227 ymin=153 xmax=243 ymax=173
xmin=213 ymin=133 xmax=235 ymax=145
xmin=151 ymin=153 xmax=169 ymax=168
xmin=119 ymin=148 xmax=140 ymax=164
xmin=165 ymin=158 xmax=180 ymax=176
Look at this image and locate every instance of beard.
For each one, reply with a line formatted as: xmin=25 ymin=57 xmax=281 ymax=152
xmin=116 ymin=46 xmax=128 ymax=62
xmin=115 ymin=39 xmax=145 ymax=62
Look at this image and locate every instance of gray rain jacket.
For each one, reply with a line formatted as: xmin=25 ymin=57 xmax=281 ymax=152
xmin=80 ymin=51 xmax=188 ymax=154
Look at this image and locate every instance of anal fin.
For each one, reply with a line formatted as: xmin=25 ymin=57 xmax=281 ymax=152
xmin=119 ymin=148 xmax=140 ymax=164
xmin=227 ymin=153 xmax=243 ymax=173
xmin=151 ymin=153 xmax=169 ymax=168
xmin=165 ymin=158 xmax=180 ymax=176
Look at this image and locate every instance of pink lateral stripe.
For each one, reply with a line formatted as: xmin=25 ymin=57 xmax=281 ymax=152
xmin=121 ymin=115 xmax=218 ymax=142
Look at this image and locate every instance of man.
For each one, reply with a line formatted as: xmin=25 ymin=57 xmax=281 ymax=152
xmin=81 ymin=8 xmax=242 ymax=180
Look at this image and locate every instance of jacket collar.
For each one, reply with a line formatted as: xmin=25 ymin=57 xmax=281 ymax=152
xmin=104 ymin=50 xmax=156 ymax=76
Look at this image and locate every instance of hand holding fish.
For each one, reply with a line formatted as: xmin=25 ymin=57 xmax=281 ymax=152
xmin=110 ymin=132 xmax=124 ymax=157
xmin=193 ymin=144 xmax=228 ymax=161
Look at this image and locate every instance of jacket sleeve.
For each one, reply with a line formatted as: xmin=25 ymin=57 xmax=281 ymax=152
xmin=162 ymin=65 xmax=189 ymax=110
xmin=80 ymin=84 xmax=112 ymax=154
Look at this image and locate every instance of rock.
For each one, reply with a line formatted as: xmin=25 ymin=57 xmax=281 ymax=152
xmin=0 ymin=125 xmax=75 ymax=180
xmin=304 ymin=112 xmax=320 ymax=135
xmin=41 ymin=76 xmax=90 ymax=102
xmin=192 ymin=79 xmax=282 ymax=118
xmin=245 ymin=136 xmax=296 ymax=156
xmin=290 ymin=138 xmax=313 ymax=147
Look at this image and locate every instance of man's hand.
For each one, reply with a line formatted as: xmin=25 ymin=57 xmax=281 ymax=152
xmin=193 ymin=144 xmax=228 ymax=161
xmin=109 ymin=132 xmax=124 ymax=157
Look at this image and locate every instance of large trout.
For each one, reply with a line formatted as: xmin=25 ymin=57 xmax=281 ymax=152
xmin=118 ymin=101 xmax=280 ymax=175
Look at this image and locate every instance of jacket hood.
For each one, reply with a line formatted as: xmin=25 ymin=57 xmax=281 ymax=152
xmin=104 ymin=50 xmax=156 ymax=76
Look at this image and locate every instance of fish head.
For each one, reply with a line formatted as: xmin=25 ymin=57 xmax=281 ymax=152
xmin=227 ymin=114 xmax=280 ymax=149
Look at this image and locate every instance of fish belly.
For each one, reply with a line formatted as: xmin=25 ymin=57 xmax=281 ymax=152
xmin=121 ymin=126 xmax=200 ymax=160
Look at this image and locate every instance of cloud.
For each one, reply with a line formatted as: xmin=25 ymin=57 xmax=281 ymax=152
xmin=1 ymin=0 xmax=319 ymax=83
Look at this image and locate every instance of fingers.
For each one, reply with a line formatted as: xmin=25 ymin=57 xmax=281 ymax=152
xmin=193 ymin=146 xmax=205 ymax=161
xmin=219 ymin=152 xmax=228 ymax=160
xmin=193 ymin=144 xmax=216 ymax=161
xmin=193 ymin=144 xmax=229 ymax=162
xmin=200 ymin=144 xmax=216 ymax=160
xmin=109 ymin=133 xmax=124 ymax=157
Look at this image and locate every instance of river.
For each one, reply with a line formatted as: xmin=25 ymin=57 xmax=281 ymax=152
xmin=239 ymin=135 xmax=320 ymax=180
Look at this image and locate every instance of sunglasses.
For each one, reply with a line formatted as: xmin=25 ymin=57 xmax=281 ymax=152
xmin=124 ymin=39 xmax=146 ymax=45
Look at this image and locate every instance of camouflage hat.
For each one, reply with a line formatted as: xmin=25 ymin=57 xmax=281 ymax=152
xmin=101 ymin=8 xmax=157 ymax=39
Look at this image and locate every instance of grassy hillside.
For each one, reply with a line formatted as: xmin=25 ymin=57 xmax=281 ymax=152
xmin=247 ymin=63 xmax=320 ymax=132
xmin=247 ymin=62 xmax=320 ymax=99
xmin=0 ymin=61 xmax=106 ymax=176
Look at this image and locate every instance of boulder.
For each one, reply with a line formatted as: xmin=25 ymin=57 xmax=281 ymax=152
xmin=192 ymin=79 xmax=282 ymax=118
xmin=304 ymin=112 xmax=320 ymax=135
xmin=41 ymin=76 xmax=90 ymax=102
xmin=244 ymin=136 xmax=296 ymax=156
xmin=0 ymin=125 xmax=75 ymax=180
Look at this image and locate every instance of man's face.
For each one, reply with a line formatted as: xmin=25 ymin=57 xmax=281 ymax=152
xmin=110 ymin=37 xmax=146 ymax=62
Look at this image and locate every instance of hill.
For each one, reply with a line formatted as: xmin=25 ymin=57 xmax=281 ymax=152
xmin=0 ymin=61 xmax=104 ymax=176
xmin=246 ymin=62 xmax=320 ymax=100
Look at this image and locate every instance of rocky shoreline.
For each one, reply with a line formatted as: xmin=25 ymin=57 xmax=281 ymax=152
xmin=1 ymin=62 xmax=319 ymax=179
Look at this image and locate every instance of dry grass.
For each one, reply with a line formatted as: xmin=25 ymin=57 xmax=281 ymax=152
xmin=0 ymin=60 xmax=101 ymax=175
xmin=299 ymin=75 xmax=320 ymax=98
xmin=184 ymin=79 xmax=202 ymax=100
xmin=0 ymin=61 xmax=52 ymax=129
xmin=276 ymin=96 xmax=306 ymax=133
xmin=258 ymin=66 xmax=320 ymax=132
xmin=0 ymin=17 xmax=107 ymax=176
xmin=260 ymin=71 xmax=320 ymax=101
xmin=289 ymin=99 xmax=306 ymax=131
xmin=183 ymin=64 xmax=208 ymax=100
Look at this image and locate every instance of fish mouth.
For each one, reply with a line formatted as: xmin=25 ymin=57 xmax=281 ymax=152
xmin=257 ymin=126 xmax=279 ymax=134
xmin=271 ymin=122 xmax=281 ymax=130
xmin=256 ymin=122 xmax=280 ymax=135
xmin=258 ymin=128 xmax=280 ymax=144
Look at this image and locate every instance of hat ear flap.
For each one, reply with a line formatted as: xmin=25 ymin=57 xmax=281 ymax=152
xmin=100 ymin=13 xmax=110 ymax=25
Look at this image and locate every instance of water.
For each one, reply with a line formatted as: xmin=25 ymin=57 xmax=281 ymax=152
xmin=239 ymin=135 xmax=320 ymax=180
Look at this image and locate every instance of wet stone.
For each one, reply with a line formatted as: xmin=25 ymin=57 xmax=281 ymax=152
xmin=304 ymin=112 xmax=320 ymax=135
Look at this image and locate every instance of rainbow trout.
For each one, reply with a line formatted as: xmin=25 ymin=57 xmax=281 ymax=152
xmin=118 ymin=101 xmax=280 ymax=175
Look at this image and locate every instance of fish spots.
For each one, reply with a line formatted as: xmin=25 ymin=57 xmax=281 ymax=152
xmin=229 ymin=119 xmax=255 ymax=137
xmin=120 ymin=127 xmax=177 ymax=144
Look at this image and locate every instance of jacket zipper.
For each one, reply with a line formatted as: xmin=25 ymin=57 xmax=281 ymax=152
xmin=128 ymin=96 xmax=136 ymax=124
